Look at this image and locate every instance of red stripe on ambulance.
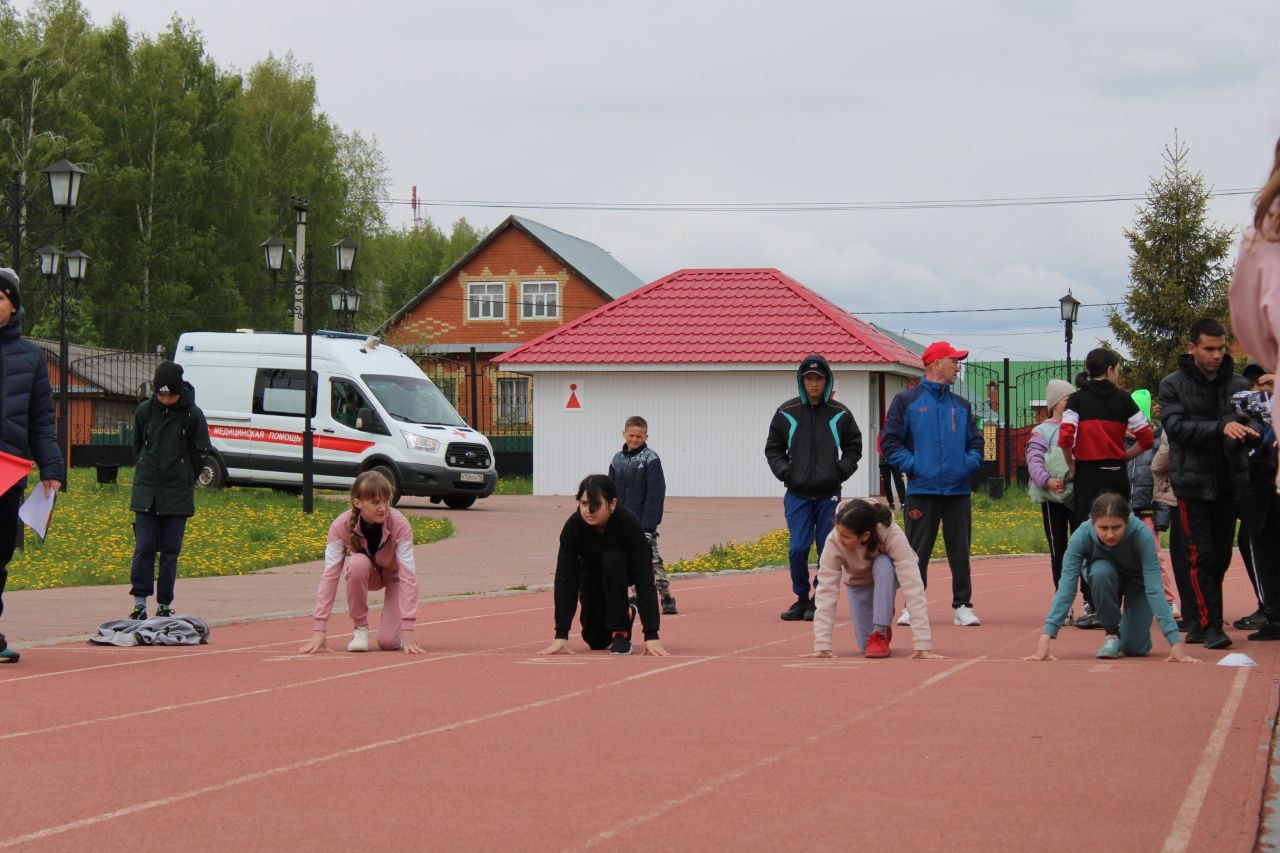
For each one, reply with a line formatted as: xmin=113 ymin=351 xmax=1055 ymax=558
xmin=210 ymin=424 xmax=374 ymax=454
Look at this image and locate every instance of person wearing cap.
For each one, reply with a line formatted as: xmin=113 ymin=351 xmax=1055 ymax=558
xmin=126 ymin=360 xmax=211 ymax=620
xmin=765 ymin=354 xmax=863 ymax=621
xmin=1026 ymin=379 xmax=1082 ymax=619
xmin=881 ymin=341 xmax=984 ymax=627
xmin=0 ymin=268 xmax=64 ymax=663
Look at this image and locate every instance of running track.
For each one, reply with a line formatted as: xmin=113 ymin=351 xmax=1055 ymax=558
xmin=1 ymin=557 xmax=1275 ymax=851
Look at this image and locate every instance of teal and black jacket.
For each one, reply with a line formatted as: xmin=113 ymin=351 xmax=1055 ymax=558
xmin=764 ymin=354 xmax=863 ymax=499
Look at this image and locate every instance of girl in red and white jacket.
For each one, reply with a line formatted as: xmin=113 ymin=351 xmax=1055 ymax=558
xmin=300 ymin=470 xmax=424 ymax=654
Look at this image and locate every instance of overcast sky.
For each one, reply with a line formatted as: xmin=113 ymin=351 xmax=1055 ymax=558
xmin=48 ymin=0 xmax=1280 ymax=359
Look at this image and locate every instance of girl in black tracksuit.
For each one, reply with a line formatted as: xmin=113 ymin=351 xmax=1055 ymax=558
xmin=540 ymin=475 xmax=666 ymax=657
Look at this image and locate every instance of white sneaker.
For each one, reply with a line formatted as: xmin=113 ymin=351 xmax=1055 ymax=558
xmin=896 ymin=608 xmax=911 ymax=626
xmin=953 ymin=606 xmax=981 ymax=627
xmin=347 ymin=626 xmax=370 ymax=652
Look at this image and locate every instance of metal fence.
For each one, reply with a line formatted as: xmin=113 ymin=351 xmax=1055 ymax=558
xmin=414 ymin=351 xmax=533 ymax=475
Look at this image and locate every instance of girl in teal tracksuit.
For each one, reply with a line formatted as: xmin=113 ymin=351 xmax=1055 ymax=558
xmin=1025 ymin=492 xmax=1198 ymax=662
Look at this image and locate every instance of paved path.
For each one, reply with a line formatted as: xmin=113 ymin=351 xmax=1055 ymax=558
xmin=2 ymin=495 xmax=786 ymax=646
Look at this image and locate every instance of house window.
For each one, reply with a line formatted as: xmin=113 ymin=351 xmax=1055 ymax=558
xmin=521 ymin=281 xmax=559 ymax=320
xmin=467 ymin=282 xmax=505 ymax=320
xmin=497 ymin=377 xmax=529 ymax=424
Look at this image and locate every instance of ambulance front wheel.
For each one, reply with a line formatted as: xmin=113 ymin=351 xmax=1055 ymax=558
xmin=197 ymin=454 xmax=225 ymax=489
xmin=443 ymin=495 xmax=476 ymax=510
xmin=369 ymin=463 xmax=403 ymax=506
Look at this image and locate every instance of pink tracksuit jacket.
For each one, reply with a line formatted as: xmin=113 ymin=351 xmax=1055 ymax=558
xmin=1229 ymin=207 xmax=1280 ymax=488
xmin=312 ymin=508 xmax=419 ymax=632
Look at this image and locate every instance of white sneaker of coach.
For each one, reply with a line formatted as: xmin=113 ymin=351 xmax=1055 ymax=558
xmin=347 ymin=626 xmax=371 ymax=652
xmin=953 ymin=606 xmax=981 ymax=627
xmin=896 ymin=608 xmax=911 ymax=627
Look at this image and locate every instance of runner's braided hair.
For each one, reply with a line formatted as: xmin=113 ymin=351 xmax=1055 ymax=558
xmin=348 ymin=470 xmax=394 ymax=554
xmin=834 ymin=499 xmax=894 ymax=555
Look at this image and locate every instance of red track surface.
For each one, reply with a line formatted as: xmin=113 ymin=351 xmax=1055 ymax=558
xmin=1 ymin=557 xmax=1274 ymax=851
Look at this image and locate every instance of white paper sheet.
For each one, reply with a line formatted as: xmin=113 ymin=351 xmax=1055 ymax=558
xmin=17 ymin=486 xmax=56 ymax=540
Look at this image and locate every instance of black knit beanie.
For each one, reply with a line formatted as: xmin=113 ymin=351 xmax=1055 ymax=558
xmin=0 ymin=268 xmax=19 ymax=312
xmin=154 ymin=361 xmax=184 ymax=396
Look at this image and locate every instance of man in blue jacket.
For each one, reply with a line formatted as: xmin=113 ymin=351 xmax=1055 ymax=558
xmin=765 ymin=354 xmax=863 ymax=621
xmin=0 ymin=269 xmax=65 ymax=663
xmin=882 ymin=341 xmax=984 ymax=627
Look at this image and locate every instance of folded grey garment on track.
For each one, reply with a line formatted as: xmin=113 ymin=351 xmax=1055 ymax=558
xmin=89 ymin=615 xmax=211 ymax=647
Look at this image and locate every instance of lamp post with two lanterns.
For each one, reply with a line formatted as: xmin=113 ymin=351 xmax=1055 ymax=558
xmin=37 ymin=159 xmax=88 ymax=482
xmin=259 ymin=200 xmax=358 ymax=514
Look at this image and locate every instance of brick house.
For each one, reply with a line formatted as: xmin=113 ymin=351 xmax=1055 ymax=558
xmin=378 ymin=216 xmax=643 ymax=461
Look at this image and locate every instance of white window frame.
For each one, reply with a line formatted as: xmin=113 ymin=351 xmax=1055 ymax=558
xmin=497 ymin=377 xmax=529 ymax=424
xmin=520 ymin=280 xmax=560 ymax=320
xmin=467 ymin=282 xmax=506 ymax=320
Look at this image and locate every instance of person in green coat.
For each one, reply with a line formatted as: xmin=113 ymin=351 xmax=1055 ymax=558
xmin=128 ymin=361 xmax=211 ymax=620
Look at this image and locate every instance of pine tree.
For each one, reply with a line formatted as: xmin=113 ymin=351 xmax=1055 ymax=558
xmin=1108 ymin=133 xmax=1236 ymax=394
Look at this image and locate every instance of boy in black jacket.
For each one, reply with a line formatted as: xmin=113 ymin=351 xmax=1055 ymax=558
xmin=128 ymin=361 xmax=211 ymax=620
xmin=764 ymin=354 xmax=863 ymax=621
xmin=609 ymin=415 xmax=676 ymax=614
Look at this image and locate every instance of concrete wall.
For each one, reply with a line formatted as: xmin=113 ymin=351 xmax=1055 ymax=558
xmin=524 ymin=367 xmax=876 ymax=497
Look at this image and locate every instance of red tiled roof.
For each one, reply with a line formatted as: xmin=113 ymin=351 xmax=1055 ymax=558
xmin=493 ymin=268 xmax=923 ymax=367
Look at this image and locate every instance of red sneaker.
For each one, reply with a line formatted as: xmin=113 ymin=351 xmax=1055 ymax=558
xmin=864 ymin=630 xmax=891 ymax=659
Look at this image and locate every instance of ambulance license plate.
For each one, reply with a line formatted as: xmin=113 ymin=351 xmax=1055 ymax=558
xmin=460 ymin=472 xmax=484 ymax=482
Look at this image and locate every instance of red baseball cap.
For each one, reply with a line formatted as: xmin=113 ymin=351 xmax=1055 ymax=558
xmin=922 ymin=341 xmax=969 ymax=366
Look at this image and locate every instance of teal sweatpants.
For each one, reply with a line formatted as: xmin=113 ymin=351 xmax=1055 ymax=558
xmin=1084 ymin=558 xmax=1154 ymax=656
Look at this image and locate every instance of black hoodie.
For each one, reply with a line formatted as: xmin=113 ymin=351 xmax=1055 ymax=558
xmin=130 ymin=381 xmax=212 ymax=516
xmin=764 ymin=354 xmax=863 ymax=498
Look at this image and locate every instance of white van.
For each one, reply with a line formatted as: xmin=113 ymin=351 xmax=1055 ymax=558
xmin=175 ymin=330 xmax=497 ymax=508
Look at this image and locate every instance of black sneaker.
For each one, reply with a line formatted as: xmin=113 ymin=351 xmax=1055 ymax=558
xmin=803 ymin=597 xmax=816 ymax=622
xmin=1248 ymin=622 xmax=1280 ymax=641
xmin=155 ymin=605 xmax=173 ymax=618
xmin=609 ymin=632 xmax=632 ymax=655
xmin=1204 ymin=627 xmax=1233 ymax=650
xmin=1074 ymin=605 xmax=1101 ymax=630
xmin=661 ymin=594 xmax=678 ymax=615
xmin=780 ymin=596 xmax=808 ymax=621
xmin=129 ymin=604 xmax=147 ymax=621
xmin=1232 ymin=610 xmax=1265 ymax=631
xmin=1184 ymin=628 xmax=1205 ymax=644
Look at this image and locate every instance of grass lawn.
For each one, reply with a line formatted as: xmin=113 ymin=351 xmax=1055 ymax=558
xmin=495 ymin=475 xmax=532 ymax=495
xmin=6 ymin=468 xmax=452 ymax=591
xmin=669 ymin=485 xmax=1048 ymax=574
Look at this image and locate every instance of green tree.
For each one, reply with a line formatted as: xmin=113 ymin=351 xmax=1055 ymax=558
xmin=1108 ymin=134 xmax=1236 ymax=394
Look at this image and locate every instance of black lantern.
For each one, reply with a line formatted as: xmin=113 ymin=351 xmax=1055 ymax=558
xmin=260 ymin=236 xmax=286 ymax=274
xmin=64 ymin=249 xmax=89 ymax=282
xmin=36 ymin=244 xmax=61 ymax=277
xmin=41 ymin=159 xmax=86 ymax=211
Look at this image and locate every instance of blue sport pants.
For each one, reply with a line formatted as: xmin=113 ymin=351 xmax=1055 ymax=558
xmin=783 ymin=491 xmax=839 ymax=596
xmin=129 ymin=512 xmax=188 ymax=605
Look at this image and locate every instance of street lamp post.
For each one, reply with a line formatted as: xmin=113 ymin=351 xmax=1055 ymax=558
xmin=1059 ymin=290 xmax=1081 ymax=377
xmin=259 ymin=205 xmax=359 ymax=514
xmin=40 ymin=158 xmax=85 ymax=483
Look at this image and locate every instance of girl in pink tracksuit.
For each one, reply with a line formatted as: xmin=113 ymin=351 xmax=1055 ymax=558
xmin=1229 ymin=135 xmax=1280 ymax=484
xmin=807 ymin=498 xmax=942 ymax=660
xmin=299 ymin=470 xmax=424 ymax=654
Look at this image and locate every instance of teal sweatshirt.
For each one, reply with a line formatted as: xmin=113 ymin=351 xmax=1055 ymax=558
xmin=1043 ymin=514 xmax=1181 ymax=644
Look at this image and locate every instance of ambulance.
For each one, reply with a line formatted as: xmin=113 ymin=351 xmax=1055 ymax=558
xmin=174 ymin=330 xmax=497 ymax=507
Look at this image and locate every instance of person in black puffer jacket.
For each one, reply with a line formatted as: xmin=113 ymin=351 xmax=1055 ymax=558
xmin=1157 ymin=318 xmax=1262 ymax=650
xmin=765 ymin=354 xmax=863 ymax=622
xmin=0 ymin=269 xmax=65 ymax=663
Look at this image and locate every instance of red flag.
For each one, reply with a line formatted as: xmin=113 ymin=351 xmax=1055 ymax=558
xmin=0 ymin=450 xmax=33 ymax=495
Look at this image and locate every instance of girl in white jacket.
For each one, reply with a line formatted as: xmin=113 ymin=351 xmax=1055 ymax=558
xmin=807 ymin=499 xmax=941 ymax=660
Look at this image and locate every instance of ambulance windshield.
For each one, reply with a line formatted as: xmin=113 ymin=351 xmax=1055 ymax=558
xmin=362 ymin=374 xmax=466 ymax=428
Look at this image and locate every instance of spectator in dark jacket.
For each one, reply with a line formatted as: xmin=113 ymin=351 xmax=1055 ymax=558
xmin=1158 ymin=318 xmax=1261 ymax=650
xmin=127 ymin=361 xmax=211 ymax=620
xmin=609 ymin=415 xmax=676 ymax=615
xmin=882 ymin=341 xmax=984 ymax=627
xmin=1232 ymin=362 xmax=1272 ymax=631
xmin=0 ymin=269 xmax=65 ymax=663
xmin=765 ymin=354 xmax=863 ymax=622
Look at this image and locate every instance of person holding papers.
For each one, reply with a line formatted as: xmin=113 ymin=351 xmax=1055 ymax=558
xmin=0 ymin=268 xmax=65 ymax=663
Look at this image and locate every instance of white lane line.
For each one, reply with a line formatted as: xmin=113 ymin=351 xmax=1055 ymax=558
xmin=0 ymin=641 xmax=544 ymax=744
xmin=0 ymin=635 xmax=794 ymax=849
xmin=0 ymin=604 xmax=552 ymax=684
xmin=573 ymin=630 xmax=1038 ymax=850
xmin=1162 ymin=667 xmax=1251 ymax=853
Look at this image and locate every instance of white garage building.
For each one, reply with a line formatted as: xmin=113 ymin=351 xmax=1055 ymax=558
xmin=493 ymin=268 xmax=924 ymax=497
